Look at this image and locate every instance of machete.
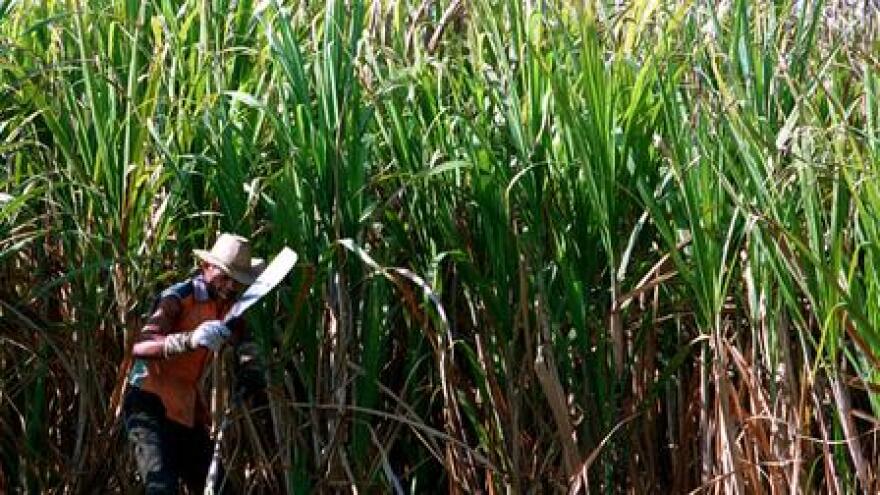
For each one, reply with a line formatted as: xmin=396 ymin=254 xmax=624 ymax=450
xmin=224 ymin=246 xmax=298 ymax=323
xmin=205 ymin=246 xmax=297 ymax=494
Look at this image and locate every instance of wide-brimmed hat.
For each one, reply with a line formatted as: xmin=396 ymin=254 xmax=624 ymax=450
xmin=194 ymin=233 xmax=264 ymax=285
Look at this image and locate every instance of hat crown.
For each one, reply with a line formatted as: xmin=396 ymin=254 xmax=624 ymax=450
xmin=194 ymin=232 xmax=262 ymax=284
xmin=209 ymin=233 xmax=252 ymax=272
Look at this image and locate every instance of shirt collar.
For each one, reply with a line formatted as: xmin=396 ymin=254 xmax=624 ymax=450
xmin=192 ymin=274 xmax=211 ymax=302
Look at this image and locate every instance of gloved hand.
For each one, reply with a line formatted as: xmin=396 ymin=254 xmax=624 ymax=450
xmin=233 ymin=341 xmax=267 ymax=405
xmin=233 ymin=370 xmax=266 ymax=406
xmin=189 ymin=320 xmax=231 ymax=351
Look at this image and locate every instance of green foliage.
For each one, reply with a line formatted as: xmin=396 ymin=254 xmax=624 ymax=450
xmin=2 ymin=0 xmax=879 ymax=492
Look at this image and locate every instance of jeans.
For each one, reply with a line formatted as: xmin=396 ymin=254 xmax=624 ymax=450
xmin=123 ymin=389 xmax=225 ymax=494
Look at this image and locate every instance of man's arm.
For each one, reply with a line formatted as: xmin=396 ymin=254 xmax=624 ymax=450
xmin=131 ymin=297 xmax=184 ymax=359
xmin=230 ymin=320 xmax=267 ymax=402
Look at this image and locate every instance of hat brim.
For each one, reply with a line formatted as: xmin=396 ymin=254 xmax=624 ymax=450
xmin=194 ymin=249 xmax=264 ymax=285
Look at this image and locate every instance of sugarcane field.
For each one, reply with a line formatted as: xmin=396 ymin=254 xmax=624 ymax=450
xmin=3 ymin=0 xmax=880 ymax=493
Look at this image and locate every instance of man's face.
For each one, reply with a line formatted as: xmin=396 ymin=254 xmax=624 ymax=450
xmin=203 ymin=263 xmax=245 ymax=301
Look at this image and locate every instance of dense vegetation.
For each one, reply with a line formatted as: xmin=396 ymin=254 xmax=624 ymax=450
xmin=2 ymin=0 xmax=880 ymax=492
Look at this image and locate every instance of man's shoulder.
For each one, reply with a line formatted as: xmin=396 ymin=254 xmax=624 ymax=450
xmin=159 ymin=279 xmax=195 ymax=301
xmin=159 ymin=275 xmax=212 ymax=303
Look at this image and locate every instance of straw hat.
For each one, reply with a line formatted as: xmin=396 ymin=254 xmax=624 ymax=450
xmin=193 ymin=233 xmax=264 ymax=285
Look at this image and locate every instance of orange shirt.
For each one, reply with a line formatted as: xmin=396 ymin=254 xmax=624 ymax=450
xmin=128 ymin=276 xmax=239 ymax=427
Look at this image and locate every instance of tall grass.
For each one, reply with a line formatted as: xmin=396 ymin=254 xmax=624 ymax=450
xmin=2 ymin=0 xmax=880 ymax=492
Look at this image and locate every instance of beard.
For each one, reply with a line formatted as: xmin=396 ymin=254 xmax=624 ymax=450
xmin=208 ymin=283 xmax=237 ymax=301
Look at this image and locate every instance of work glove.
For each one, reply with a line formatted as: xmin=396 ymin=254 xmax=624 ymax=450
xmin=233 ymin=341 xmax=267 ymax=405
xmin=190 ymin=320 xmax=231 ymax=351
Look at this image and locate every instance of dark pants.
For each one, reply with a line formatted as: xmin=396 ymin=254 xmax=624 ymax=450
xmin=123 ymin=389 xmax=224 ymax=495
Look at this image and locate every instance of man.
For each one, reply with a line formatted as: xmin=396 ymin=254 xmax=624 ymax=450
xmin=123 ymin=233 xmax=266 ymax=494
